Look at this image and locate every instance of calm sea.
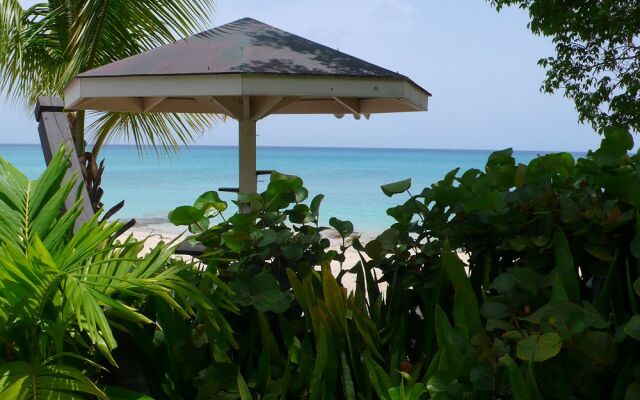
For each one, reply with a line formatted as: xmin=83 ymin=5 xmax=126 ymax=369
xmin=0 ymin=144 xmax=580 ymax=232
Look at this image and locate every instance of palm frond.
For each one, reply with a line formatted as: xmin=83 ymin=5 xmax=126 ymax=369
xmin=87 ymin=111 xmax=216 ymax=155
xmin=0 ymin=144 xmax=81 ymax=252
xmin=0 ymin=360 xmax=108 ymax=399
xmin=0 ymin=147 xmax=217 ymax=369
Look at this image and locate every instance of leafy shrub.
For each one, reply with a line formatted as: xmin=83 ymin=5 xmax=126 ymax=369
xmin=167 ymin=127 xmax=640 ymax=400
xmin=166 ymin=172 xmax=398 ymax=399
xmin=362 ymin=126 xmax=640 ymax=399
xmin=0 ymin=148 xmax=208 ymax=399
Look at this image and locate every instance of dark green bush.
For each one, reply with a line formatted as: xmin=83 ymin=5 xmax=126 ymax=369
xmin=162 ymin=172 xmax=400 ymax=399
xmin=362 ymin=126 xmax=640 ymax=399
xmin=160 ymin=127 xmax=640 ymax=400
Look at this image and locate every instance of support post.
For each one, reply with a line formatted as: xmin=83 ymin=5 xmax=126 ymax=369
xmin=238 ymin=119 xmax=257 ymax=194
xmin=36 ymin=97 xmax=95 ymax=232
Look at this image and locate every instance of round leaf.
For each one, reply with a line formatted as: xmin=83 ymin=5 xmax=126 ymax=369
xmin=381 ymin=178 xmax=411 ymax=197
xmin=194 ymin=191 xmax=227 ymax=214
xmin=168 ymin=206 xmax=205 ymax=226
xmin=516 ymin=333 xmax=563 ymax=362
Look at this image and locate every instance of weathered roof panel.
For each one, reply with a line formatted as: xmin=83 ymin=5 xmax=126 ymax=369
xmin=79 ymin=18 xmax=402 ymax=79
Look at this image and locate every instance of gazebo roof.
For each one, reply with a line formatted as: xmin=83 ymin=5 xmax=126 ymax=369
xmin=65 ymin=17 xmax=430 ymax=118
xmin=79 ymin=18 xmax=409 ymax=81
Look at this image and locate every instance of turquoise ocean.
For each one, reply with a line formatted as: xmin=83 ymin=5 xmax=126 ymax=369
xmin=0 ymin=145 xmax=580 ymax=233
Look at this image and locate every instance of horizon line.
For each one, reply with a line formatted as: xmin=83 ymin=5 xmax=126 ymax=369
xmin=0 ymin=142 xmax=589 ymax=154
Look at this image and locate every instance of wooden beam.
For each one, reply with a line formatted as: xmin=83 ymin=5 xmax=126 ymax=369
xmin=210 ymin=96 xmax=241 ymax=119
xmin=35 ymin=96 xmax=64 ymax=121
xmin=142 ymin=96 xmax=166 ymax=112
xmin=333 ymin=97 xmax=360 ymax=115
xmin=74 ymin=97 xmax=101 ymax=110
xmin=36 ymin=97 xmax=95 ymax=232
xmin=251 ymin=96 xmax=299 ymax=120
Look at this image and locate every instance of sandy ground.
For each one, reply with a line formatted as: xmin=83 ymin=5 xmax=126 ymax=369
xmin=124 ymin=222 xmax=379 ymax=291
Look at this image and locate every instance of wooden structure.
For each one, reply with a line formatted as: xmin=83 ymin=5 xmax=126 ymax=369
xmin=36 ymin=96 xmax=134 ymax=234
xmin=63 ymin=17 xmax=431 ymax=194
xmin=35 ymin=97 xmax=95 ymax=231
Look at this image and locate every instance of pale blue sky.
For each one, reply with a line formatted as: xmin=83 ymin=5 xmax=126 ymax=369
xmin=0 ymin=0 xmax=601 ymax=151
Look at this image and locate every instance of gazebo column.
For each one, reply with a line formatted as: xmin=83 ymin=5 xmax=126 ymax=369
xmin=238 ymin=119 xmax=257 ymax=194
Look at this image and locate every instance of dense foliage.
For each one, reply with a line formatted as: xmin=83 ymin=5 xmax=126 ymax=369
xmin=163 ymin=127 xmax=640 ymax=399
xmin=0 ymin=147 xmax=215 ymax=399
xmin=489 ymin=0 xmax=640 ymax=133
xmin=4 ymin=129 xmax=640 ymax=398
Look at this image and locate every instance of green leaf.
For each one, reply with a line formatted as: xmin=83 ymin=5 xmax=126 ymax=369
xmin=553 ymin=230 xmax=580 ymax=302
xmin=102 ymin=385 xmax=155 ymax=400
xmin=480 ymin=301 xmax=511 ymax=320
xmin=381 ymin=178 xmax=411 ymax=197
xmin=237 ymin=371 xmax=253 ymax=400
xmin=194 ymin=191 xmax=227 ymax=214
xmin=463 ymin=191 xmax=500 ymax=213
xmin=168 ymin=205 xmax=205 ymax=226
xmin=516 ymin=333 xmax=563 ymax=362
xmin=364 ymin=353 xmax=392 ymax=400
xmin=501 ymin=356 xmax=532 ymax=400
xmin=231 ymin=272 xmax=292 ymax=313
xmin=575 ymin=331 xmax=616 ymax=366
xmin=630 ymin=235 xmax=640 ymax=259
xmin=634 ymin=279 xmax=640 ymax=297
xmin=624 ymin=315 xmax=640 ymax=341
xmin=340 ymin=352 xmax=356 ymax=400
xmin=282 ymin=244 xmax=304 ymax=261
xmin=310 ymin=194 xmax=324 ymax=221
xmin=442 ymin=241 xmax=482 ymax=336
xmin=625 ymin=383 xmax=640 ymax=400
xmin=329 ymin=217 xmax=354 ymax=238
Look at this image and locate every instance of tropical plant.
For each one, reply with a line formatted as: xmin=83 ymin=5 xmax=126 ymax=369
xmin=489 ymin=0 xmax=640 ymax=133
xmin=0 ymin=0 xmax=218 ymax=210
xmin=166 ymin=173 xmax=414 ymax=399
xmin=0 ymin=146 xmax=215 ymax=399
xmin=366 ymin=126 xmax=640 ymax=398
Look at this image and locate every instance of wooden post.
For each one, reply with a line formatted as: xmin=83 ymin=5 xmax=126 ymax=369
xmin=238 ymin=119 xmax=257 ymax=194
xmin=36 ymin=97 xmax=95 ymax=231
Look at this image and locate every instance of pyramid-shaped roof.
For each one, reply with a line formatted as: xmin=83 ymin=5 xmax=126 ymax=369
xmin=67 ymin=18 xmax=430 ymax=117
xmin=79 ymin=18 xmax=407 ymax=80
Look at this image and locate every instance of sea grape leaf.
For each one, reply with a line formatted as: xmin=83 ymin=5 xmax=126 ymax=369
xmin=282 ymin=244 xmax=304 ymax=261
xmin=310 ymin=194 xmax=324 ymax=221
xmin=381 ymin=178 xmax=411 ymax=197
xmin=194 ymin=191 xmax=227 ymax=214
xmin=481 ymin=301 xmax=511 ymax=320
xmin=329 ymin=217 xmax=354 ymax=238
xmin=582 ymin=301 xmax=609 ymax=329
xmin=168 ymin=205 xmax=205 ymax=226
xmin=516 ymin=333 xmax=562 ymax=362
xmin=231 ymin=272 xmax=292 ymax=313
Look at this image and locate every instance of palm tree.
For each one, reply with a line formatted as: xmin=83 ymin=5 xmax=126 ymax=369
xmin=0 ymin=146 xmax=227 ymax=398
xmin=0 ymin=0 xmax=217 ymax=208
